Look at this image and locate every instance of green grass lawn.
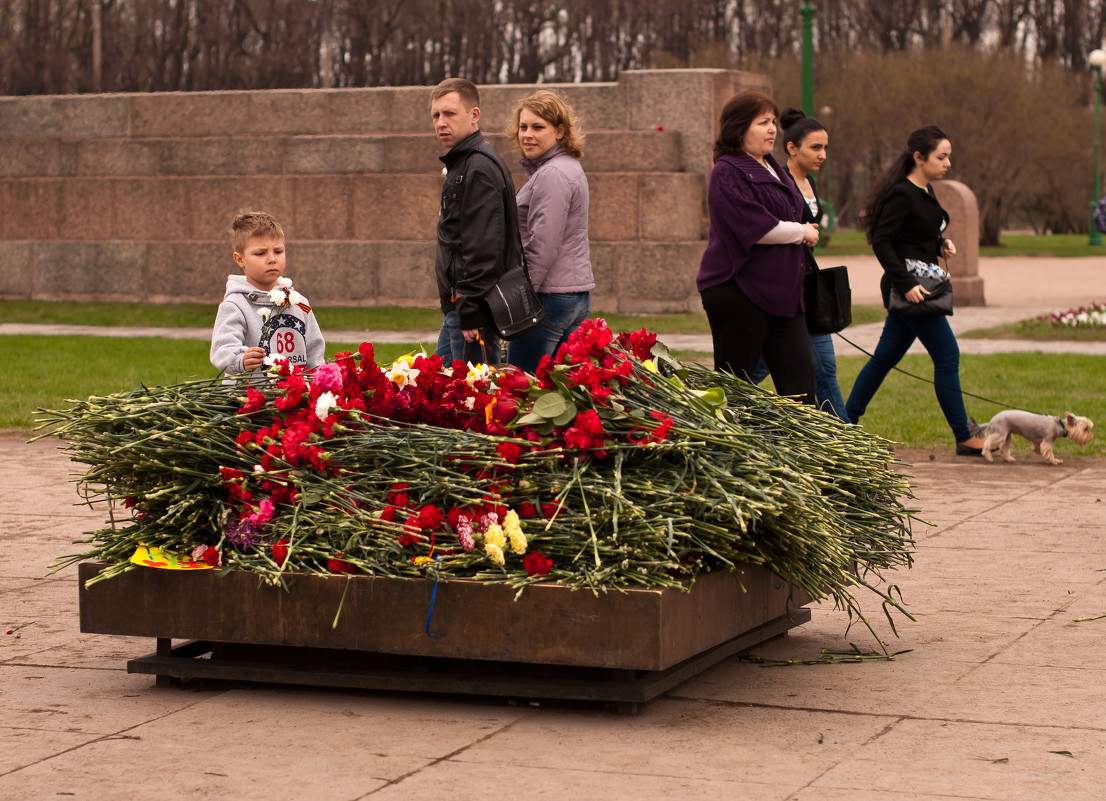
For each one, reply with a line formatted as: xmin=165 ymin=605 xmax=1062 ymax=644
xmin=8 ymin=333 xmax=1105 ymax=459
xmin=818 ymin=229 xmax=1106 ymax=258
xmin=3 ymin=336 xmax=429 ymax=431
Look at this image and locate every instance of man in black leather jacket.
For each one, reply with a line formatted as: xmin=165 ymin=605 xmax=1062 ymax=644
xmin=430 ymin=78 xmax=521 ymax=365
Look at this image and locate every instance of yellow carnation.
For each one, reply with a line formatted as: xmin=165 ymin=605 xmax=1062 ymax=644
xmin=484 ymin=542 xmax=505 ymax=565
xmin=483 ymin=523 xmax=506 ymax=550
xmin=503 ymin=510 xmax=527 ymax=555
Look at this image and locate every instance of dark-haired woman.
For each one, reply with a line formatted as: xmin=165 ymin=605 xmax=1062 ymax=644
xmin=751 ymin=107 xmax=846 ymax=419
xmin=696 ymin=91 xmax=819 ymax=405
xmin=844 ymin=125 xmax=987 ymax=455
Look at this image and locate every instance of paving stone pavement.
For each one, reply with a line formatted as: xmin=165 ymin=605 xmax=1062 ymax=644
xmin=3 ymin=434 xmax=1105 ymax=800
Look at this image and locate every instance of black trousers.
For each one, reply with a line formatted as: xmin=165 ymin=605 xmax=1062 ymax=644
xmin=700 ymin=280 xmax=816 ymax=406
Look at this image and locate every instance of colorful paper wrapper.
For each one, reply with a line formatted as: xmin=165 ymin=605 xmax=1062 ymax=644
xmin=130 ymin=545 xmax=212 ymax=570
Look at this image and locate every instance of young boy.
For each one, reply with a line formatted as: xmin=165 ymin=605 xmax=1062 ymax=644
xmin=210 ymin=210 xmax=325 ymax=376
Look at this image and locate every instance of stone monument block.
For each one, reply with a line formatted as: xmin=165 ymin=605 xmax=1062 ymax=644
xmin=613 ymin=242 xmax=706 ymax=313
xmin=586 ymin=174 xmax=642 ymax=241
xmin=112 ymin=180 xmax=188 ymax=240
xmin=294 ymin=241 xmax=378 ymax=307
xmin=147 ymin=242 xmax=226 ymax=303
xmin=0 ymin=96 xmax=65 ymax=137
xmin=288 ymin=176 xmax=353 ymax=241
xmin=328 ymin=88 xmax=395 ymax=135
xmin=383 ymin=135 xmax=443 ymax=174
xmin=351 ymin=175 xmax=440 ymax=241
xmin=130 ymin=92 xmax=250 ymax=138
xmin=186 ymin=177 xmax=295 ymax=240
xmin=64 ymin=95 xmax=130 ymax=138
xmin=0 ymin=140 xmax=79 ymax=178
xmin=79 ymin=140 xmax=158 ymax=177
xmin=641 ymin=174 xmax=705 ymax=241
xmin=1 ymin=182 xmax=63 ymax=239
xmin=33 ymin=242 xmax=146 ymax=300
xmin=581 ymin=131 xmax=681 ymax=173
xmin=247 ymin=90 xmax=330 ymax=136
xmin=63 ymin=180 xmax=115 ymax=240
xmin=588 ymin=242 xmax=617 ymax=311
xmin=286 ymin=137 xmax=385 ymax=174
xmin=0 ymin=242 xmax=32 ymax=297
xmin=155 ymin=138 xmax=286 ymax=177
xmin=389 ymin=87 xmax=441 ymax=133
xmin=376 ymin=241 xmax=439 ymax=305
xmin=932 ymin=179 xmax=984 ymax=307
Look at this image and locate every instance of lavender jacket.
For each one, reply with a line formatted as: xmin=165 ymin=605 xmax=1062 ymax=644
xmin=516 ymin=145 xmax=595 ymax=293
xmin=695 ymin=153 xmax=806 ymax=317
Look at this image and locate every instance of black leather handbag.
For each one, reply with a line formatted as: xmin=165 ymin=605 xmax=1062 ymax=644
xmin=888 ymin=274 xmax=954 ymax=317
xmin=486 ymin=262 xmax=545 ymax=340
xmin=804 ymin=259 xmax=852 ymax=335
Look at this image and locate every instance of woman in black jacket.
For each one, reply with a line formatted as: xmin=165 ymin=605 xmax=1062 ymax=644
xmin=845 ymin=125 xmax=987 ymax=455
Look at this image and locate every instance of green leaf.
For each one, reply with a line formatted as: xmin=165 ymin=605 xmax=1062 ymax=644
xmin=515 ymin=412 xmax=547 ymax=427
xmin=531 ymin=392 xmax=568 ymax=419
xmin=690 ymin=387 xmax=726 ymax=409
xmin=553 ymin=403 xmax=578 ymax=427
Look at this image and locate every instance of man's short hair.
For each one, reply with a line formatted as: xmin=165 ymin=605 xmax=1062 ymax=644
xmin=431 ymin=78 xmax=480 ymax=110
xmin=231 ymin=210 xmax=284 ymax=255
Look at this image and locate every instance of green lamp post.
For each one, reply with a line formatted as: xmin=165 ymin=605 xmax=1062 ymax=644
xmin=1089 ymin=48 xmax=1105 ymax=246
xmin=799 ymin=2 xmax=835 ymax=237
xmin=800 ymin=2 xmax=815 ymax=117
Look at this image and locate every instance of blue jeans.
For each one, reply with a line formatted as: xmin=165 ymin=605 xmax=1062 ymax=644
xmin=435 ymin=310 xmax=500 ymax=365
xmin=507 ymin=292 xmax=591 ymax=373
xmin=845 ymin=311 xmax=972 ymax=442
xmin=751 ymin=334 xmax=847 ymax=420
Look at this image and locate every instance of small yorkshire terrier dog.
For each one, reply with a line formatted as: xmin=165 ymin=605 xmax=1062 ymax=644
xmin=977 ymin=410 xmax=1094 ymax=465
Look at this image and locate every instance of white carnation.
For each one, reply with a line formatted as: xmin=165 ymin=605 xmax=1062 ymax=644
xmin=314 ymin=391 xmax=338 ymax=422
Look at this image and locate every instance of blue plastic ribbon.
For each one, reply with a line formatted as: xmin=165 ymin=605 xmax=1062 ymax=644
xmin=424 ymin=555 xmax=442 ymax=637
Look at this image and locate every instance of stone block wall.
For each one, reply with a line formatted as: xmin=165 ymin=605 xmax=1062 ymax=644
xmin=0 ymin=69 xmax=770 ymax=312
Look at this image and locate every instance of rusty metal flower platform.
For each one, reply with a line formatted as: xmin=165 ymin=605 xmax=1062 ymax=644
xmin=78 ymin=563 xmax=812 ymax=714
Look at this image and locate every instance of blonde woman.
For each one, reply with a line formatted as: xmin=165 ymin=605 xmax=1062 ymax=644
xmin=505 ymin=89 xmax=595 ymax=372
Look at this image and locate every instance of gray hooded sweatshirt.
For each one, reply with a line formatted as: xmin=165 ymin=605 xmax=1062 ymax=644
xmin=210 ymin=275 xmax=325 ymax=375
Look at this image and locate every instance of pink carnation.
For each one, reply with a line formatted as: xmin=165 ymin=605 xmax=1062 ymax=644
xmin=311 ymin=362 xmax=344 ymax=393
xmin=247 ymin=498 xmax=275 ymax=527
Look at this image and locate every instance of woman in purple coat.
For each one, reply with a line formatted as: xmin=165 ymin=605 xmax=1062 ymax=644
xmin=696 ymin=91 xmax=820 ymax=405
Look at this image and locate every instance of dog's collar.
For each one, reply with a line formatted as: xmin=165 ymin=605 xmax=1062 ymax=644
xmin=1056 ymin=416 xmax=1069 ymax=438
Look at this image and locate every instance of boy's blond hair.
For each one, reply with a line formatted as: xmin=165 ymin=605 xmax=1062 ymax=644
xmin=231 ymin=210 xmax=285 ymax=256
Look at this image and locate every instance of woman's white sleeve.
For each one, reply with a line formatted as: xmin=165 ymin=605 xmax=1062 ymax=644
xmin=756 ymin=221 xmax=804 ymax=245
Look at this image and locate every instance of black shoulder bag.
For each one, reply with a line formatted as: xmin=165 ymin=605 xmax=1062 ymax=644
xmin=462 ymin=149 xmax=545 ymax=341
xmin=804 ymin=252 xmax=852 ymax=335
